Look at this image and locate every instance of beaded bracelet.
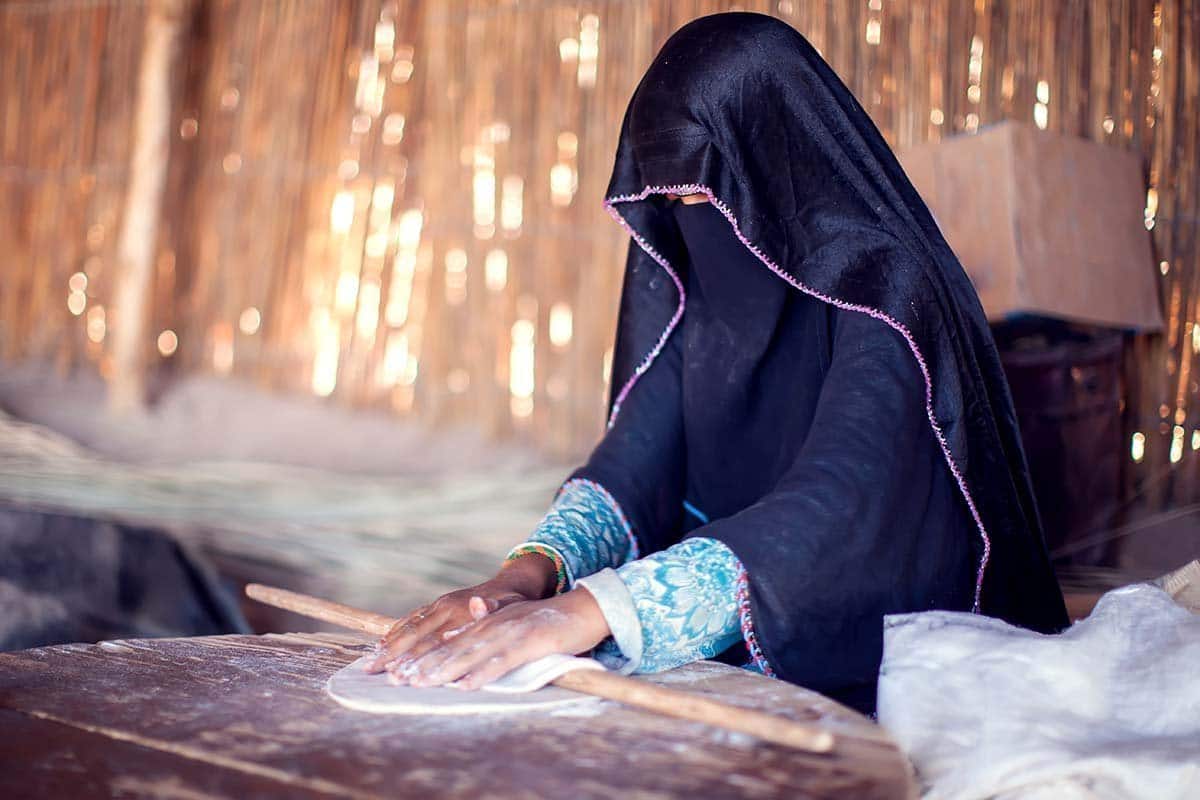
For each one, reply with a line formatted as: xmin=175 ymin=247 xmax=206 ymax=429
xmin=504 ymin=543 xmax=569 ymax=595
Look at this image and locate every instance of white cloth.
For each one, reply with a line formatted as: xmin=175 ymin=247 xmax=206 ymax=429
xmin=576 ymin=567 xmax=643 ymax=674
xmin=877 ymin=583 xmax=1200 ymax=800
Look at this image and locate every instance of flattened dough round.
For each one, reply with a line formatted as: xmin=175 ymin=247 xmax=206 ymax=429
xmin=326 ymin=655 xmax=604 ymax=715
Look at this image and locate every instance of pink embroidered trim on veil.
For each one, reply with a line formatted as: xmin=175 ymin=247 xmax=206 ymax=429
xmin=601 ymin=202 xmax=688 ymax=427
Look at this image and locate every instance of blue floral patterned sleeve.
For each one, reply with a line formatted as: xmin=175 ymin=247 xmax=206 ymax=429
xmin=619 ymin=537 xmax=744 ymax=671
xmin=580 ymin=537 xmax=744 ymax=673
xmin=506 ymin=478 xmax=638 ymax=588
xmin=510 ymin=480 xmax=753 ymax=676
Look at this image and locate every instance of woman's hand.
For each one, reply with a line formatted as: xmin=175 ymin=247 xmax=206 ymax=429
xmin=385 ymin=588 xmax=610 ymax=690
xmin=363 ymin=553 xmax=558 ymax=674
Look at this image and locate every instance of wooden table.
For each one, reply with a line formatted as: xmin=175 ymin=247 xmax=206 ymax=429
xmin=0 ymin=633 xmax=915 ymax=799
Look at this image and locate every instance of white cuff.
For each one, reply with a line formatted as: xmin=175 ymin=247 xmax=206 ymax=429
xmin=575 ymin=567 xmax=643 ymax=674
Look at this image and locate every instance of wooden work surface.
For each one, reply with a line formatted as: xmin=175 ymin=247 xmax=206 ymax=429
xmin=0 ymin=632 xmax=915 ymax=799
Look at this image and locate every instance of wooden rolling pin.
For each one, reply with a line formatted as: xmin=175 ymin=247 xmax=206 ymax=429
xmin=245 ymin=583 xmax=835 ymax=754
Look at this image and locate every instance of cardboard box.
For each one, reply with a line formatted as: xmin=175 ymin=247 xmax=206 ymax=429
xmin=897 ymin=120 xmax=1163 ymax=331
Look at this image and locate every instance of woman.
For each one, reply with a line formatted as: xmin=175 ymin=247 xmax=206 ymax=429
xmin=365 ymin=12 xmax=1068 ymax=713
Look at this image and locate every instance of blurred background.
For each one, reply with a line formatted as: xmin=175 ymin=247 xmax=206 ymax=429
xmin=1 ymin=0 xmax=1197 ymax=647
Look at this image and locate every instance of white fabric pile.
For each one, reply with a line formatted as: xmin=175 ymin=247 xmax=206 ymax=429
xmin=878 ymin=578 xmax=1200 ymax=799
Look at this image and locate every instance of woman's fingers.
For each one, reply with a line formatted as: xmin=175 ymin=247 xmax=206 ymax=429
xmin=378 ymin=592 xmax=609 ymax=690
xmin=385 ymin=595 xmax=498 ymax=677
xmin=367 ymin=587 xmax=533 ymax=673
xmin=384 ymin=604 xmax=446 ymax=646
xmin=401 ymin=616 xmax=509 ymax=686
xmin=446 ymin=624 xmax=559 ymax=691
xmin=436 ymin=594 xmax=512 ymax=642
xmin=457 ymin=648 xmax=536 ymax=691
xmin=364 ymin=607 xmax=447 ymax=673
xmin=409 ymin=611 xmax=556 ymax=689
xmin=468 ymin=595 xmax=493 ymax=620
xmin=383 ymin=628 xmax=457 ymax=670
xmin=409 ymin=632 xmax=512 ymax=688
xmin=486 ymin=590 xmax=533 ymax=613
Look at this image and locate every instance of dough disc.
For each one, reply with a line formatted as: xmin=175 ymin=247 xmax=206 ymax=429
xmin=326 ymin=655 xmax=604 ymax=715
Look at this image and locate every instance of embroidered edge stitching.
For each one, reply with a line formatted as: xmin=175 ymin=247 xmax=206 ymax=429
xmin=560 ymin=477 xmax=641 ymax=562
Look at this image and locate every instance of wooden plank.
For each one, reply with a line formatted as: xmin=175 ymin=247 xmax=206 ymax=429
xmin=0 ymin=709 xmax=337 ymax=800
xmin=0 ymin=633 xmax=915 ymax=799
